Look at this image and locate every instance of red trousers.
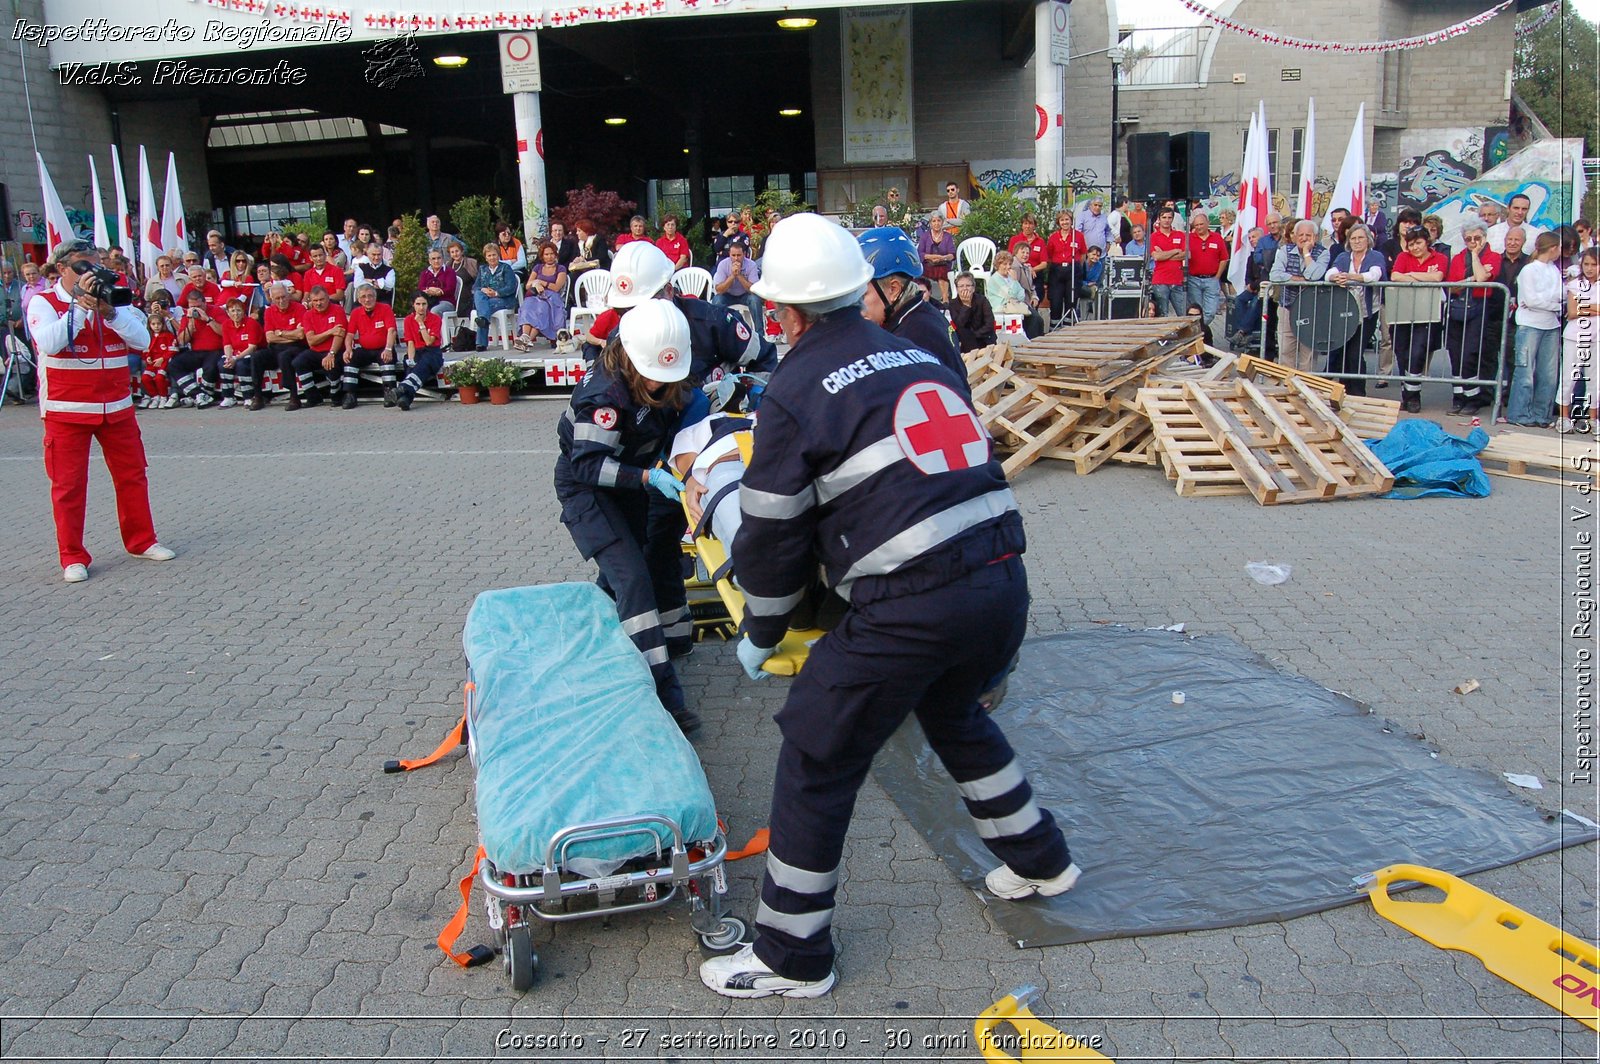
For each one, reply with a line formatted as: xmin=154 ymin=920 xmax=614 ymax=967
xmin=42 ymin=413 xmax=159 ymax=568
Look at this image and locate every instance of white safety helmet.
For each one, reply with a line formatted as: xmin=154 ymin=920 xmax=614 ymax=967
xmin=750 ymin=213 xmax=873 ymax=309
xmin=618 ymin=298 xmax=692 ymax=383
xmin=607 ymin=241 xmax=676 ymax=308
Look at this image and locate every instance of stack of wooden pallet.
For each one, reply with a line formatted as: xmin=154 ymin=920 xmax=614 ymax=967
xmin=962 ymin=319 xmax=1403 ymax=504
xmin=1477 ymin=432 xmax=1600 ymax=487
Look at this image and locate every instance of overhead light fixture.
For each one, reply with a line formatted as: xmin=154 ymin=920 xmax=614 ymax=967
xmin=776 ymin=17 xmax=817 ymax=30
xmin=604 ymin=116 xmax=627 ymax=126
xmin=778 ymin=108 xmax=803 ymax=117
xmin=432 ymin=55 xmax=469 ymax=68
xmin=682 ymin=148 xmax=690 ymax=154
xmin=356 ymin=167 xmax=375 ymax=175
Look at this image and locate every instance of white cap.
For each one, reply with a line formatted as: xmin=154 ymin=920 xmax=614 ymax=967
xmin=750 ymin=213 xmax=873 ymax=307
xmin=618 ymin=299 xmax=692 ymax=383
xmin=608 ymin=241 xmax=676 ymax=308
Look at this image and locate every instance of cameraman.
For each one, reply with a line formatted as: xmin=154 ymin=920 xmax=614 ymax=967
xmin=25 ymin=239 xmax=174 ymax=583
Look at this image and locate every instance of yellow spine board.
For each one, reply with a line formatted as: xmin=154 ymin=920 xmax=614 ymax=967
xmin=1366 ymin=863 xmax=1600 ymax=1031
xmin=973 ymin=988 xmax=1115 ymax=1062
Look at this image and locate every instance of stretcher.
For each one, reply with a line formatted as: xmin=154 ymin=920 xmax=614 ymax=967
xmin=438 ymin=583 xmax=746 ymax=993
xmin=679 ymin=424 xmax=822 ymax=676
xmin=973 ymin=986 xmax=1115 ymax=1061
xmin=1360 ymin=863 xmax=1600 ymax=1031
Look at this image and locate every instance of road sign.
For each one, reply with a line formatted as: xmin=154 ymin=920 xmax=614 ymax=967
xmin=500 ymin=32 xmax=542 ymax=94
xmin=1049 ymin=1 xmax=1071 ymax=67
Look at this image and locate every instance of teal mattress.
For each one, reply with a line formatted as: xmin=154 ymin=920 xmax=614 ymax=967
xmin=464 ymin=583 xmax=718 ymax=878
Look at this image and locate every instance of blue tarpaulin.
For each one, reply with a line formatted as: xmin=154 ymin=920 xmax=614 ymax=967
xmin=1368 ymin=420 xmax=1491 ymax=499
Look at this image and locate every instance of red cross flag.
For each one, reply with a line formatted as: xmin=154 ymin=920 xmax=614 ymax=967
xmin=34 ymin=153 xmax=75 ymax=258
xmin=893 ymin=382 xmax=987 ymax=474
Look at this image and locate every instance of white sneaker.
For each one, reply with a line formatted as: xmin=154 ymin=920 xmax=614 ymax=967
xmin=138 ymin=396 xmax=153 ymax=409
xmin=163 ymin=396 xmax=178 ymax=409
xmin=195 ymin=393 xmax=216 ymax=409
xmin=699 ymin=943 xmax=836 ymax=999
xmin=985 ymin=861 xmax=1082 ymax=900
xmin=134 ymin=544 xmax=176 ymax=561
xmin=62 ymin=563 xmax=89 ymax=583
xmin=218 ymin=396 xmax=235 ymax=408
xmin=1557 ymin=417 xmax=1574 ymax=434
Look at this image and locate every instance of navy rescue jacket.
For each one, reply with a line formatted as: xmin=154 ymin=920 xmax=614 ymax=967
xmin=672 ymin=294 xmax=777 ymax=383
xmin=555 ymin=360 xmax=689 ymax=499
xmin=888 ymin=295 xmax=966 ymax=393
xmin=732 ymin=310 xmax=1024 ymax=649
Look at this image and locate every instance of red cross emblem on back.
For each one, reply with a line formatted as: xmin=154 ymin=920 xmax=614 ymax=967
xmin=893 ymin=382 xmax=987 ymax=474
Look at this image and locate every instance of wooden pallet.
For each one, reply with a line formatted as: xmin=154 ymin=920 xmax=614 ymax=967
xmin=1337 ymin=395 xmax=1403 ymax=440
xmin=1111 ymin=434 xmax=1159 ymax=466
xmin=1478 ymin=432 xmax=1600 ymax=486
xmin=1038 ymin=406 xmax=1152 ymax=474
xmin=1137 ymin=380 xmax=1394 ymax=503
xmin=1235 ymin=353 xmax=1346 ymax=404
xmin=967 ymin=356 xmax=1083 ymax=478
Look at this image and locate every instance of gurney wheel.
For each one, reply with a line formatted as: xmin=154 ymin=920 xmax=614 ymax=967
xmin=504 ymin=925 xmax=538 ymax=992
xmin=698 ymin=915 xmax=747 ymax=953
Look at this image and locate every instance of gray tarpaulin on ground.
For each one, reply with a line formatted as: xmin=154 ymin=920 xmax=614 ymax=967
xmin=874 ymin=628 xmax=1596 ymax=948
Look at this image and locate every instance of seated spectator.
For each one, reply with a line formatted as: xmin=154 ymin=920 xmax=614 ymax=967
xmin=985 ymin=251 xmax=1044 ymax=338
xmin=320 ymin=231 xmax=348 ymax=275
xmin=258 ymin=281 xmax=310 ymax=410
xmin=472 ymin=243 xmax=519 ymax=351
xmin=340 ymin=284 xmax=399 ymax=408
xmin=299 ymin=245 xmax=346 ymax=304
xmin=168 ymin=289 xmax=226 ymax=408
xmin=248 ymin=263 xmax=274 ymax=317
xmin=177 ymin=269 xmax=224 ymax=316
xmin=337 ymin=217 xmax=361 ymax=260
xmin=547 ymin=221 xmax=579 ymax=268
xmin=139 ymin=298 xmax=177 ymax=408
xmin=569 ymin=219 xmax=610 ymax=284
xmin=1389 ymin=227 xmax=1447 ymax=413
xmin=219 ymin=251 xmax=258 ymax=309
xmin=1078 ymin=246 xmax=1105 ymax=312
xmin=917 ymin=214 xmax=957 ymax=302
xmin=712 ymin=243 xmax=763 ymax=326
xmin=424 ymin=214 xmax=461 ymax=256
xmin=712 ymin=213 xmax=748 ymax=262
xmin=949 ymin=272 xmax=997 ymax=353
xmin=656 ymin=214 xmax=691 ymax=270
xmin=260 ymin=229 xmax=296 ymax=266
xmin=495 ymin=222 xmax=527 ymax=276
xmin=397 ymin=294 xmax=444 ymax=411
xmin=300 ymin=285 xmax=348 ymax=406
xmin=1008 ymin=213 xmax=1047 ymax=304
xmin=417 ymin=248 xmax=459 ymax=314
xmin=287 ymin=233 xmax=313 ymax=273
xmin=383 ymin=224 xmax=401 ymax=265
xmin=516 ymin=241 xmax=569 ymax=349
xmin=447 ymin=242 xmax=480 ymax=336
xmin=267 ymin=256 xmax=302 ymax=304
xmin=145 ymin=255 xmax=185 ymax=306
xmin=613 ymin=215 xmax=652 ymax=250
xmin=218 ymin=297 xmax=266 ymax=408
xmin=1326 ymin=223 xmax=1388 ymax=397
xmin=352 ymin=241 xmax=396 ymax=307
xmin=1123 ymin=224 xmax=1148 ymax=259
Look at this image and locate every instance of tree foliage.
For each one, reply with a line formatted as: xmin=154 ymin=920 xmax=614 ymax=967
xmin=1515 ymin=1 xmax=1598 ymax=155
xmin=549 ymin=184 xmax=638 ymax=237
xmin=449 ymin=194 xmax=504 ymax=257
xmin=391 ymin=211 xmax=429 ymax=308
xmin=957 ymin=187 xmax=1031 ymax=248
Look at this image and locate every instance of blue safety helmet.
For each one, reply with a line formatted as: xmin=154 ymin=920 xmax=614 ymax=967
xmin=857 ymin=226 xmax=923 ymax=280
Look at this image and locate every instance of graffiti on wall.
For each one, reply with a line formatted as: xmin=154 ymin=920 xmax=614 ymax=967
xmin=1426 ymin=138 xmax=1584 ymax=247
xmin=1398 ymin=128 xmax=1486 ymax=212
xmin=973 ymin=162 xmax=1036 ymax=193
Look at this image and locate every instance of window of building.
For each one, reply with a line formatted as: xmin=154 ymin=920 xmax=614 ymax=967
xmin=655 ymin=178 xmax=691 ymax=221
xmin=1290 ymin=128 xmax=1304 ymax=194
xmin=214 ymin=200 xmax=327 ymax=237
xmin=208 ymin=110 xmax=405 ymax=149
xmin=1116 ymin=26 xmax=1213 ymax=88
xmin=1380 ymin=52 xmax=1404 ymax=114
xmin=1266 ymin=128 xmax=1280 ymax=192
xmin=707 ymin=175 xmax=757 ymax=213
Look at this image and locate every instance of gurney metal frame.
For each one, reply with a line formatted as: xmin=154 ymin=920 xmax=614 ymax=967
xmin=463 ymin=671 xmax=745 ymax=991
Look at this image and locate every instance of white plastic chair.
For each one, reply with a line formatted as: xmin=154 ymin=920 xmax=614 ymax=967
xmin=956 ymin=237 xmax=996 ymax=281
xmin=568 ymin=269 xmax=613 ymax=339
xmin=489 ymin=309 xmax=517 ymax=351
xmin=672 ymin=266 xmax=713 ymax=300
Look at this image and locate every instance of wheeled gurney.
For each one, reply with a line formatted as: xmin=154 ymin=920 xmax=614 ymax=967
xmin=454 ymin=583 xmax=745 ymax=992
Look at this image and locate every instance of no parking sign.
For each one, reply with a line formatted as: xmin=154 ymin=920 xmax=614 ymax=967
xmin=499 ymin=32 xmax=542 ymax=94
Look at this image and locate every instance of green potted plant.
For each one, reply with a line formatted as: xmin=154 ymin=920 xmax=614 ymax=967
xmin=447 ymin=356 xmax=482 ymax=404
xmin=476 ymin=356 xmax=521 ymax=405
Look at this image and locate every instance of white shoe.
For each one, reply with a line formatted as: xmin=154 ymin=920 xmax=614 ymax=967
xmin=195 ymin=393 xmax=216 ymax=409
xmin=163 ymin=396 xmax=178 ymax=409
xmin=138 ymin=396 xmax=153 ymax=409
xmin=62 ymin=563 xmax=89 ymax=583
xmin=985 ymin=861 xmax=1082 ymax=900
xmin=135 ymin=544 xmax=176 ymax=561
xmin=218 ymin=396 xmax=235 ymax=408
xmin=1557 ymin=417 xmax=1574 ymax=434
xmin=699 ymin=943 xmax=836 ymax=999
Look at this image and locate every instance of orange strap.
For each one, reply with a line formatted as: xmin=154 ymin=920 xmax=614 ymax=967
xmin=437 ymin=844 xmax=493 ymax=967
xmin=383 ymin=684 xmax=471 ymax=773
xmin=726 ymin=827 xmax=769 ymax=861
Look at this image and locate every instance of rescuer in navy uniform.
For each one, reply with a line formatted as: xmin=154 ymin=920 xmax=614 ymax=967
xmin=856 ymin=225 xmax=966 ymax=391
xmin=606 ymin=240 xmax=777 ymax=657
xmin=699 ymin=214 xmax=1079 ymax=1000
xmin=555 ymin=299 xmax=703 ymax=737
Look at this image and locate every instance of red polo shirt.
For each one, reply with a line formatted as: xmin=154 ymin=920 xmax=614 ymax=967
xmin=1150 ymin=228 xmax=1186 ymax=286
xmin=263 ymin=303 xmax=304 ymax=342
xmin=1186 ymin=231 xmax=1229 ymax=279
xmin=590 ymin=308 xmax=620 ymax=340
xmin=299 ymin=264 xmax=345 ymax=297
xmin=302 ymin=304 xmax=347 ymax=353
xmin=1447 ymin=249 xmax=1502 ymax=298
xmin=1046 ymin=229 xmax=1086 ymax=267
xmin=222 ymin=316 xmax=265 ymax=354
xmin=404 ymin=312 xmax=443 ymax=349
xmin=1008 ymin=231 xmax=1046 ymax=267
xmin=349 ymin=303 xmax=397 ymax=349
xmin=655 ymin=234 xmax=690 ymax=268
xmin=1393 ymin=251 xmax=1446 ymax=277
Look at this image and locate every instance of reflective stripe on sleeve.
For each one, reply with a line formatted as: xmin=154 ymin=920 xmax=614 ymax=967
xmin=836 ymin=488 xmax=1017 ymax=596
xmin=598 ymin=457 xmax=625 ymax=488
xmin=574 ymin=422 xmax=623 ymax=449
xmin=743 ymin=588 xmax=806 ymax=617
xmin=739 ymin=483 xmax=815 ymax=520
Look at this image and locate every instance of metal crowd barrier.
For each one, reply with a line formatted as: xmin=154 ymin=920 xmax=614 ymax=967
xmin=1257 ymin=279 xmax=1510 ymax=417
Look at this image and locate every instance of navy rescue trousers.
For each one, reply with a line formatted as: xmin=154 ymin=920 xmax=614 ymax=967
xmin=752 ymin=556 xmax=1071 ymax=982
xmin=558 ymin=486 xmax=688 ymax=721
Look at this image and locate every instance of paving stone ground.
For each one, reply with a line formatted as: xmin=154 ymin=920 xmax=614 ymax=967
xmin=1 ymin=394 xmax=1595 ymax=1063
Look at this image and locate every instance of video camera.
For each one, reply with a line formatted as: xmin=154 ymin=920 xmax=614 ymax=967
xmin=70 ymin=261 xmax=133 ymax=307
